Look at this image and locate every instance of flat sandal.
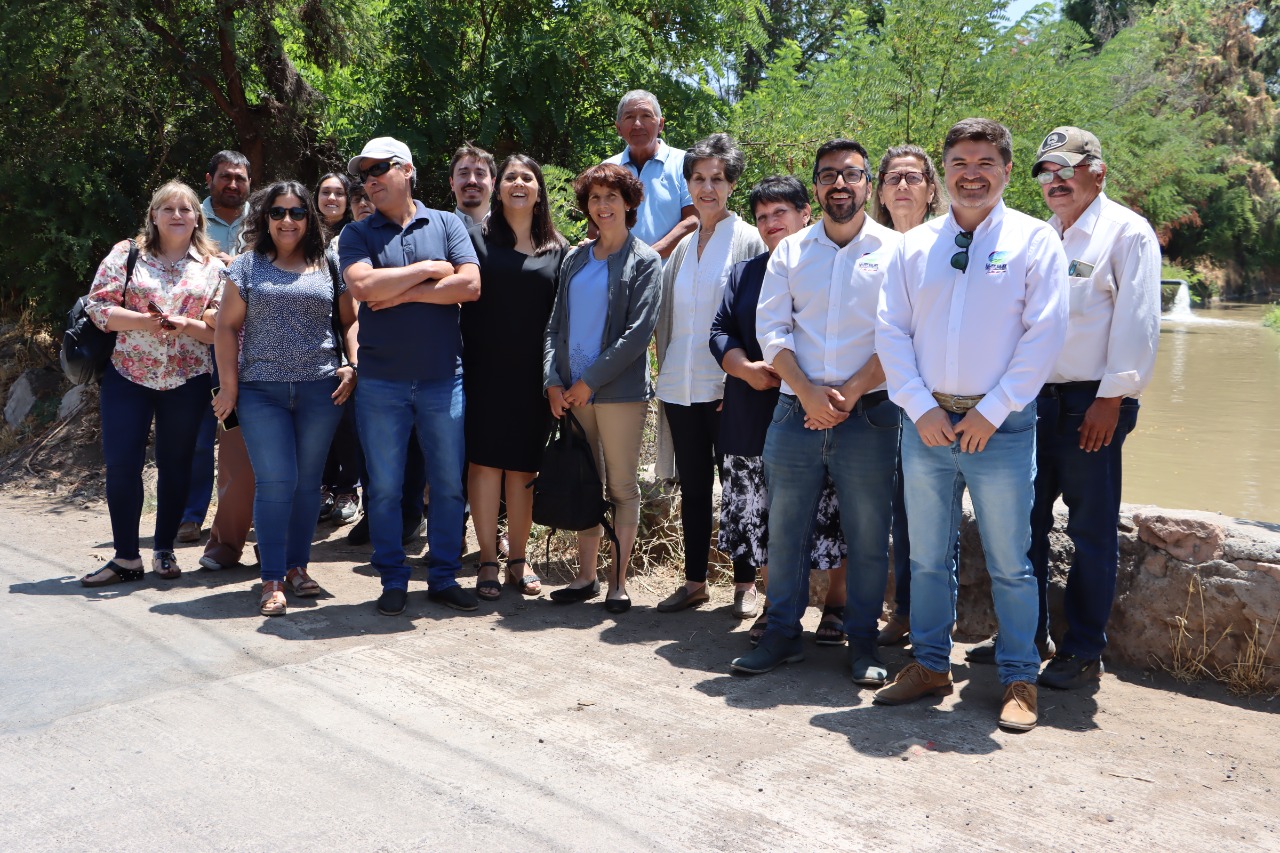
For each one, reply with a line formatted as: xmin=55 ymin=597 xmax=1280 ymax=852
xmin=260 ymin=581 xmax=287 ymax=616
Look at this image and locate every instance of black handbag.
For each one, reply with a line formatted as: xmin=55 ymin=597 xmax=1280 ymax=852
xmin=60 ymin=240 xmax=139 ymax=385
xmin=530 ymin=411 xmax=621 ymax=575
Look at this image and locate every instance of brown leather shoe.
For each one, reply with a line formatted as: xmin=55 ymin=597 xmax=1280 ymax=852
xmin=877 ymin=614 xmax=910 ymax=645
xmin=176 ymin=521 xmax=201 ymax=543
xmin=998 ymin=681 xmax=1038 ymax=731
xmin=872 ymin=661 xmax=953 ymax=705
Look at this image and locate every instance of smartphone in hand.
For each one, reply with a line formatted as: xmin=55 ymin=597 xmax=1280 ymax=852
xmin=147 ymin=300 xmax=178 ymax=331
xmin=211 ymin=386 xmax=239 ymax=431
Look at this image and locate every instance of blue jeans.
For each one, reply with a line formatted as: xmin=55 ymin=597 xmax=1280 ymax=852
xmin=902 ymin=404 xmax=1040 ymax=685
xmin=100 ymin=366 xmax=211 ymax=559
xmin=355 ymin=374 xmax=466 ymax=591
xmin=237 ymin=378 xmax=344 ymax=583
xmin=891 ymin=453 xmax=911 ymax=617
xmin=761 ymin=394 xmax=900 ymax=646
xmin=182 ymin=406 xmax=217 ymax=525
xmin=1030 ymin=385 xmax=1138 ymax=659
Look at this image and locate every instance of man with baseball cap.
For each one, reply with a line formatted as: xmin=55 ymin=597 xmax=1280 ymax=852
xmin=338 ymin=136 xmax=482 ymax=616
xmin=971 ymin=126 xmax=1160 ymax=690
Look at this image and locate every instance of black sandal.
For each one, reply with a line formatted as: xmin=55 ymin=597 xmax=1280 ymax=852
xmin=748 ymin=605 xmax=769 ymax=648
xmin=476 ymin=561 xmax=502 ymax=600
xmin=815 ymin=604 xmax=847 ymax=646
xmin=504 ymin=557 xmax=542 ymax=596
xmin=81 ymin=561 xmax=144 ymax=588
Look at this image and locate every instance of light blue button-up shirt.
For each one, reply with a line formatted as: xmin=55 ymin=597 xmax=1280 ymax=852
xmin=202 ymin=197 xmax=249 ymax=254
xmin=605 ymin=140 xmax=692 ymax=248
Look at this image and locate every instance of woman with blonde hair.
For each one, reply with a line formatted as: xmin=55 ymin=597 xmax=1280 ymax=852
xmin=80 ymin=181 xmax=224 ymax=586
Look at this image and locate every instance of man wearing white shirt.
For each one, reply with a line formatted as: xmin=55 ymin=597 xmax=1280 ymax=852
xmin=730 ymin=139 xmax=903 ymax=681
xmin=874 ymin=118 xmax=1068 ymax=731
xmin=1027 ymin=127 xmax=1160 ymax=690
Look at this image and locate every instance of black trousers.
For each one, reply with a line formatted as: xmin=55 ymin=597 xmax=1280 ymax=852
xmin=664 ymin=400 xmax=723 ymax=583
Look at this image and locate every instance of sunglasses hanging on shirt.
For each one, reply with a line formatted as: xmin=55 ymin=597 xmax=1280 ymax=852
xmin=950 ymin=231 xmax=973 ymax=273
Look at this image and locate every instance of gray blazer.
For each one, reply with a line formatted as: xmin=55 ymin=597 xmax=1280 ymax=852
xmin=543 ymin=233 xmax=663 ymax=404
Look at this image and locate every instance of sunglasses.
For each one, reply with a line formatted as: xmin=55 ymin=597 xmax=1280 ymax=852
xmin=1035 ymin=165 xmax=1077 ymax=185
xmin=268 ymin=206 xmax=308 ymax=221
xmin=883 ymin=171 xmax=926 ymax=187
xmin=359 ymin=161 xmax=396 ymax=180
xmin=950 ymin=231 xmax=973 ymax=273
xmin=816 ymin=167 xmax=868 ymax=186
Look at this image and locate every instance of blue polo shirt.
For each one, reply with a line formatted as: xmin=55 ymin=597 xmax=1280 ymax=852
xmin=338 ymin=200 xmax=479 ymax=382
xmin=605 ymin=140 xmax=692 ymax=247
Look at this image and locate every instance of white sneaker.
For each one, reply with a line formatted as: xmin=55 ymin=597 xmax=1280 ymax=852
xmin=333 ymin=493 xmax=359 ymax=524
xmin=198 ymin=555 xmax=228 ymax=571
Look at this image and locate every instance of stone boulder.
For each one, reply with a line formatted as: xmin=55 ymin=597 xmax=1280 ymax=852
xmin=3 ymin=368 xmax=65 ymax=428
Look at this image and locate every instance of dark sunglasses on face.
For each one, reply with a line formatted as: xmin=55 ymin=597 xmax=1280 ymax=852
xmin=359 ymin=161 xmax=396 ymax=180
xmin=268 ymin=206 xmax=308 ymax=221
xmin=883 ymin=171 xmax=926 ymax=187
xmin=950 ymin=230 xmax=974 ymax=273
xmin=1035 ymin=165 xmax=1077 ymax=185
xmin=816 ymin=167 xmax=869 ymax=186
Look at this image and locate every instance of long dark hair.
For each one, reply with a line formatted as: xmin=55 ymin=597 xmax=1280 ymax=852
xmin=315 ymin=172 xmax=353 ymax=235
xmin=484 ymin=154 xmax=566 ymax=256
xmin=241 ymin=180 xmax=327 ymax=265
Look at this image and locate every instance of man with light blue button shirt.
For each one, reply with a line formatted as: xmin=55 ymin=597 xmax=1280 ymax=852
xmin=729 ymin=138 xmax=903 ymax=683
xmin=875 ymin=118 xmax=1068 ymax=732
xmin=604 ymin=90 xmax=697 ymax=258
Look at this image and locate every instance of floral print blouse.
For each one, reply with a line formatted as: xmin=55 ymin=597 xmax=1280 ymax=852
xmin=85 ymin=240 xmax=225 ymax=390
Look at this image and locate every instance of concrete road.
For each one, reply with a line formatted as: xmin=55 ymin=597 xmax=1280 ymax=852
xmin=2 ymin=494 xmax=1277 ymax=851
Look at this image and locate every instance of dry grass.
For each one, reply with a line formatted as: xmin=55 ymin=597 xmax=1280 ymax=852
xmin=1161 ymin=570 xmax=1279 ymax=696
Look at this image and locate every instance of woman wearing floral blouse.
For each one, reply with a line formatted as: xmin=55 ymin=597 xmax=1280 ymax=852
xmin=80 ymin=181 xmax=224 ymax=587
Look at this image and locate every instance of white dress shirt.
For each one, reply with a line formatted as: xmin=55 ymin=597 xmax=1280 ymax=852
xmin=876 ymin=200 xmax=1068 ymax=427
xmin=1047 ymin=192 xmax=1161 ymax=397
xmin=657 ymin=212 xmax=738 ymax=405
xmin=757 ymin=216 xmax=902 ymax=396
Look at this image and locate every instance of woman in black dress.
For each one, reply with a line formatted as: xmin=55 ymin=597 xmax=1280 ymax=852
xmin=462 ymin=154 xmax=568 ymax=600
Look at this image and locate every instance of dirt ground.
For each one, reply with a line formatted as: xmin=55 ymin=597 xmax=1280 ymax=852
xmin=2 ymin=491 xmax=1278 ymax=852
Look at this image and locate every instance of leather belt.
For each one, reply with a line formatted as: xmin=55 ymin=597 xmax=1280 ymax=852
xmin=1039 ymin=380 xmax=1101 ymax=398
xmin=860 ymin=390 xmax=890 ymax=409
xmin=932 ymin=391 xmax=984 ymax=414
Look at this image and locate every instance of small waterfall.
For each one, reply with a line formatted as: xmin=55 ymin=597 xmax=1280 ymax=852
xmin=1165 ymin=280 xmax=1193 ymax=320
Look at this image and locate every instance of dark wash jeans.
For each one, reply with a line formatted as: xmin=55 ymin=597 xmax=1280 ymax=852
xmin=100 ymin=366 xmax=212 ymax=559
xmin=1030 ymin=384 xmax=1139 ymax=660
xmin=663 ymin=400 xmax=722 ymax=583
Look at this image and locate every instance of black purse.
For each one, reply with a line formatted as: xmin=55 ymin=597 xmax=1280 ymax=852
xmin=60 ymin=240 xmax=139 ymax=385
xmin=529 ymin=411 xmax=621 ymax=575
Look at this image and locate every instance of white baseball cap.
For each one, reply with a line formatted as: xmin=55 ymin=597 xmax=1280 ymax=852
xmin=347 ymin=137 xmax=414 ymax=175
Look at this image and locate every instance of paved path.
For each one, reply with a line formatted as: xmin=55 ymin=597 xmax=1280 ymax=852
xmin=2 ymin=494 xmax=1277 ymax=851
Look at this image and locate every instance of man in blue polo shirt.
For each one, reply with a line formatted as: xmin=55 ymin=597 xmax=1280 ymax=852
xmin=339 ymin=136 xmax=482 ymax=616
xmin=604 ymin=89 xmax=697 ymax=258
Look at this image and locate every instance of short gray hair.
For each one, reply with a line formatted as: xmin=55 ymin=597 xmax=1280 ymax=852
xmin=616 ymin=90 xmax=662 ymax=123
xmin=684 ymin=133 xmax=746 ymax=184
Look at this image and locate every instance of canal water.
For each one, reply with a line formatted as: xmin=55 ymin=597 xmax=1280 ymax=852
xmin=1125 ymin=301 xmax=1280 ymax=522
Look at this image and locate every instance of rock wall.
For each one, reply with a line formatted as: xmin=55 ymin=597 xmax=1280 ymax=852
xmin=885 ymin=503 xmax=1280 ymax=678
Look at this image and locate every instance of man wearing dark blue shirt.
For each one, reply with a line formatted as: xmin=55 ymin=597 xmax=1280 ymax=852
xmin=338 ymin=137 xmax=482 ymax=616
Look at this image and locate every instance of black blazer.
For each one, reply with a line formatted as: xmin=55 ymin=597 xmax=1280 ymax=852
xmin=708 ymin=252 xmax=777 ymax=457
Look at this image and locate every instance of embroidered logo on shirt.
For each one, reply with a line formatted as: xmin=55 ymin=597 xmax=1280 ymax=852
xmin=985 ymin=250 xmax=1010 ymax=275
xmin=856 ymin=252 xmax=881 ymax=273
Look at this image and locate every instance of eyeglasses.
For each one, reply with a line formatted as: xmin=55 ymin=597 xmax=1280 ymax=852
xmin=1035 ymin=165 xmax=1077 ymax=185
xmin=359 ymin=161 xmax=396 ymax=180
xmin=883 ymin=171 xmax=926 ymax=187
xmin=950 ymin=231 xmax=973 ymax=273
xmin=816 ymin=167 xmax=868 ymax=186
xmin=268 ymin=206 xmax=308 ymax=221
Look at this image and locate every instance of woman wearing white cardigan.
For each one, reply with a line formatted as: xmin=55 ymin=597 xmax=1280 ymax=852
xmin=653 ymin=133 xmax=766 ymax=614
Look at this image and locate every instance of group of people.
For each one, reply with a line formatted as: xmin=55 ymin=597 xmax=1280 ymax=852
xmin=78 ymin=88 xmax=1161 ymax=732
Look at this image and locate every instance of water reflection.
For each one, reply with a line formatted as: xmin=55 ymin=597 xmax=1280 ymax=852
xmin=1126 ymin=302 xmax=1280 ymax=522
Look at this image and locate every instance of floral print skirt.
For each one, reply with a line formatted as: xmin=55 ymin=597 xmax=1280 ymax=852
xmin=717 ymin=453 xmax=846 ymax=570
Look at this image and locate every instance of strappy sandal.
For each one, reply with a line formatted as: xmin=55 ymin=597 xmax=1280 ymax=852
xmin=285 ymin=567 xmax=322 ymax=598
xmin=152 ymin=550 xmax=181 ymax=580
xmin=476 ymin=561 xmax=503 ymax=600
xmin=505 ymin=558 xmax=541 ymax=596
xmin=815 ymin=604 xmax=847 ymax=646
xmin=81 ymin=561 xmax=144 ymax=588
xmin=748 ymin=605 xmax=769 ymax=648
xmin=260 ymin=581 xmax=287 ymax=616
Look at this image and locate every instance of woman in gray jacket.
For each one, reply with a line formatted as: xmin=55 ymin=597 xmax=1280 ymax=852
xmin=543 ymin=163 xmax=662 ymax=613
